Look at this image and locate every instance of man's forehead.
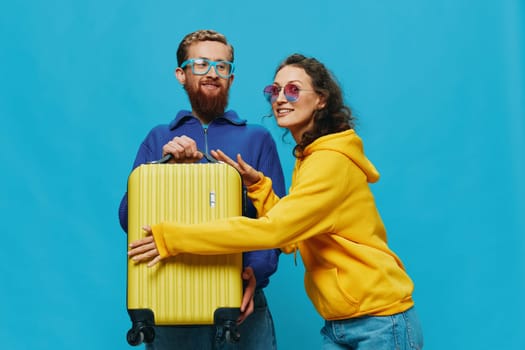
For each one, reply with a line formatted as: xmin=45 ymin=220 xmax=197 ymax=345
xmin=187 ymin=41 xmax=232 ymax=61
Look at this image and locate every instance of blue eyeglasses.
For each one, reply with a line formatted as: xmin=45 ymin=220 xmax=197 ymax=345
xmin=180 ymin=58 xmax=235 ymax=79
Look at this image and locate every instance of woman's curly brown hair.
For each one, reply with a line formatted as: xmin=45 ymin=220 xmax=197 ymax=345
xmin=274 ymin=54 xmax=355 ymax=158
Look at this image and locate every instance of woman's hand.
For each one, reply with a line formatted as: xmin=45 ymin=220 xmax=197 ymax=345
xmin=128 ymin=225 xmax=162 ymax=267
xmin=211 ymin=150 xmax=261 ymax=187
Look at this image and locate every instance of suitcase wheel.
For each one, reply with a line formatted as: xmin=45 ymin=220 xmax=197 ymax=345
xmin=127 ymin=323 xmax=155 ymax=346
xmin=224 ymin=323 xmax=241 ymax=343
xmin=127 ymin=309 xmax=155 ymax=345
xmin=214 ymin=307 xmax=241 ymax=344
xmin=215 ymin=319 xmax=240 ymax=344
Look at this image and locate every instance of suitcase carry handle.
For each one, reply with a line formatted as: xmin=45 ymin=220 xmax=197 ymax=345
xmin=149 ymin=150 xmax=218 ymax=164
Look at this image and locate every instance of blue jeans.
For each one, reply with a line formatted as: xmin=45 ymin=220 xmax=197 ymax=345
xmin=321 ymin=307 xmax=423 ymax=350
xmin=145 ymin=289 xmax=277 ymax=350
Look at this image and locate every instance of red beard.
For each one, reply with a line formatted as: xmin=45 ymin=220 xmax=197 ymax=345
xmin=185 ymin=79 xmax=230 ymax=123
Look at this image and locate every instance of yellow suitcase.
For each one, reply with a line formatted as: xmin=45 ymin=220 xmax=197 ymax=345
xmin=126 ymin=162 xmax=243 ymax=345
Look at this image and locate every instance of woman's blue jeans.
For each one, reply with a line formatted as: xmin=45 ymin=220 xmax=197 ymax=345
xmin=321 ymin=306 xmax=424 ymax=349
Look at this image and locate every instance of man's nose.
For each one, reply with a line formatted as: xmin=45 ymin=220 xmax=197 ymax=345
xmin=206 ymin=64 xmax=219 ymax=78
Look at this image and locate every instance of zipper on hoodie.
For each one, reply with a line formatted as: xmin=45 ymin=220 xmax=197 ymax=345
xmin=202 ymin=124 xmax=209 ymax=154
xmin=204 ymin=121 xmax=249 ymax=216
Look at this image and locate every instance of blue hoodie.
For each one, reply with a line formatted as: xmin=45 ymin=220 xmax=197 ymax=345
xmin=119 ymin=109 xmax=286 ymax=289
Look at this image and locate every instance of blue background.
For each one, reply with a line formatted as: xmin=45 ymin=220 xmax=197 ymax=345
xmin=1 ymin=1 xmax=524 ymax=349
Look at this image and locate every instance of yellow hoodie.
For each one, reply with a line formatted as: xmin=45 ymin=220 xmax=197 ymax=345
xmin=151 ymin=129 xmax=415 ymax=320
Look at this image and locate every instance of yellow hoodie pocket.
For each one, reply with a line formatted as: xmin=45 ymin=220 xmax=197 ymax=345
xmin=305 ymin=267 xmax=359 ymax=320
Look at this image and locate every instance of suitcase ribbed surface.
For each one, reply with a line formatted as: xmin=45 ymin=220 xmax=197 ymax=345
xmin=127 ymin=163 xmax=243 ymax=325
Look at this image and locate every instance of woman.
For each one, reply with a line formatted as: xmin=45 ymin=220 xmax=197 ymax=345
xmin=129 ymin=53 xmax=424 ymax=349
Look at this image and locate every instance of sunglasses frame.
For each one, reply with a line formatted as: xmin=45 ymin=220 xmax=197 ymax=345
xmin=263 ymin=83 xmax=314 ymax=103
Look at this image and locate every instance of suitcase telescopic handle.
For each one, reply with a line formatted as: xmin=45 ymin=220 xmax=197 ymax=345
xmin=148 ymin=150 xmax=218 ymax=164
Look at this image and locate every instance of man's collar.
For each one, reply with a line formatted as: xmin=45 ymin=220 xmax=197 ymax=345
xmin=169 ymin=110 xmax=246 ymax=130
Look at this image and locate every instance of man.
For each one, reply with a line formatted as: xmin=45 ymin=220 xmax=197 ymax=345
xmin=118 ymin=29 xmax=286 ymax=350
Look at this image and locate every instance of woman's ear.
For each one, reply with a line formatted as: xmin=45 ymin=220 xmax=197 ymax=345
xmin=317 ymin=95 xmax=327 ymax=110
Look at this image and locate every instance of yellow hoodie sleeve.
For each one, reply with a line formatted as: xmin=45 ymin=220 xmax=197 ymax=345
xmin=150 ymin=151 xmax=361 ymax=257
xmin=246 ymin=172 xmax=281 ymax=216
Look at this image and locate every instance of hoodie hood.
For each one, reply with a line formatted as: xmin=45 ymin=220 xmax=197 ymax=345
xmin=302 ymin=129 xmax=380 ymax=183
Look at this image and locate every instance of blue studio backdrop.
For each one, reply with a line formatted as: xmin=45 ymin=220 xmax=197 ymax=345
xmin=1 ymin=1 xmax=524 ymax=349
